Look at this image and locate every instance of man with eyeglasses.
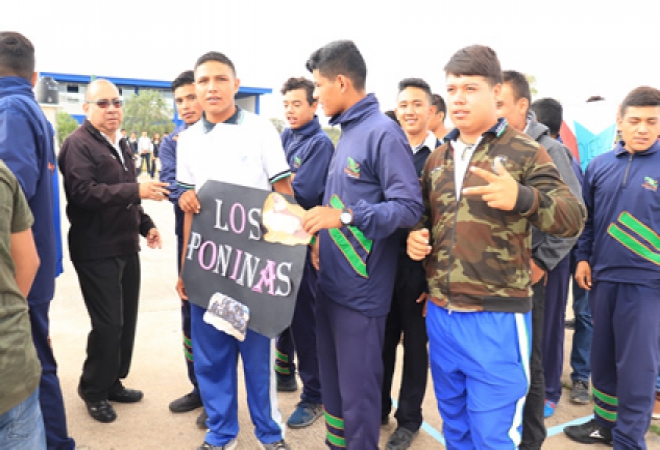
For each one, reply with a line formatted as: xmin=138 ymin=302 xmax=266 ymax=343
xmin=59 ymin=78 xmax=170 ymax=423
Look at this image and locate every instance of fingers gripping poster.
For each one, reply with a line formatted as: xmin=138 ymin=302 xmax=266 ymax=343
xmin=182 ymin=181 xmax=309 ymax=339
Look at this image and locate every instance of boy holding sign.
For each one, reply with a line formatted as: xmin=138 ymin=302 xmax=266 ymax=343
xmin=176 ymin=52 xmax=293 ymax=450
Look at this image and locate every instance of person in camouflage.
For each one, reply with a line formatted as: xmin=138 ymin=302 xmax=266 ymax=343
xmin=407 ymin=45 xmax=585 ymax=449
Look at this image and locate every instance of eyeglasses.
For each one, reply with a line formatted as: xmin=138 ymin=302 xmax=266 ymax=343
xmin=86 ymin=98 xmax=123 ymax=108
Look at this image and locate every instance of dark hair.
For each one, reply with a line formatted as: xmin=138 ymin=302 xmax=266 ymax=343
xmin=384 ymin=110 xmax=400 ymax=125
xmin=172 ymin=70 xmax=195 ymax=92
xmin=0 ymin=32 xmax=35 ymax=80
xmin=306 ymin=40 xmax=367 ymax=91
xmin=620 ymin=86 xmax=660 ymax=117
xmin=431 ymin=93 xmax=446 ymax=116
xmin=444 ymin=45 xmax=502 ymax=87
xmin=502 ymin=70 xmax=531 ymax=107
xmin=586 ymin=95 xmax=605 ymax=103
xmin=280 ymin=77 xmax=315 ymax=105
xmin=398 ymin=78 xmax=432 ymax=102
xmin=194 ymin=52 xmax=236 ymax=76
xmin=531 ymin=98 xmax=563 ymax=136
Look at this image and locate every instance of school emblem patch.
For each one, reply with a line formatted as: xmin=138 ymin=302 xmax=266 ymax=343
xmin=344 ymin=156 xmax=360 ymax=178
xmin=642 ymin=176 xmax=658 ymax=192
xmin=293 ymin=156 xmax=302 ymax=169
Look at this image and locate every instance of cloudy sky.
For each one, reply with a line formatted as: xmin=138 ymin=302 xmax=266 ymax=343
xmin=4 ymin=0 xmax=659 ymax=120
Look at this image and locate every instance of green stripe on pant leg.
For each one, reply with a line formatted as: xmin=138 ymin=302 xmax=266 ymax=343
xmin=274 ymin=366 xmax=291 ymax=375
xmin=184 ymin=347 xmax=193 ymax=362
xmin=324 ymin=410 xmax=344 ymax=429
xmin=275 ymin=350 xmax=289 ymax=363
xmin=326 ymin=430 xmax=346 ymax=448
xmin=592 ymin=386 xmax=618 ymax=406
xmin=594 ymin=404 xmax=617 ymax=422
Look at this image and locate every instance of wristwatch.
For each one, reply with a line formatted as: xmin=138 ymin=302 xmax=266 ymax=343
xmin=340 ymin=208 xmax=353 ymax=226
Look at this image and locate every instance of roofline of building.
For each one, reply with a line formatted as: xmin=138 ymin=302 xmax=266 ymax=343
xmin=39 ymin=71 xmax=272 ymax=95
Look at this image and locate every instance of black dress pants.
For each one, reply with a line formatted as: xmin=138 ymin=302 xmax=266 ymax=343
xmin=521 ymin=280 xmax=547 ymax=450
xmin=73 ymin=254 xmax=141 ymax=402
xmin=381 ymin=259 xmax=428 ymax=432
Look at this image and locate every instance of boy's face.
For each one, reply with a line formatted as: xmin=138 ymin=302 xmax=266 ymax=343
xmin=283 ymin=88 xmax=317 ymax=129
xmin=446 ymin=74 xmax=500 ymax=137
xmin=618 ymin=106 xmax=660 ymax=152
xmin=195 ymin=61 xmax=240 ymax=123
xmin=396 ymin=87 xmax=432 ymax=138
xmin=427 ymin=107 xmax=444 ymax=132
xmin=312 ymin=70 xmax=343 ymax=117
xmin=174 ymin=83 xmax=203 ymax=125
xmin=496 ymin=82 xmax=528 ymax=132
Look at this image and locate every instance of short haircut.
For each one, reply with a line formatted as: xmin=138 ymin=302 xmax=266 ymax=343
xmin=172 ymin=70 xmax=195 ymax=92
xmin=431 ymin=93 xmax=446 ymax=116
xmin=194 ymin=52 xmax=236 ymax=76
xmin=306 ymin=40 xmax=367 ymax=91
xmin=531 ymin=98 xmax=563 ymax=136
xmin=280 ymin=77 xmax=315 ymax=105
xmin=0 ymin=31 xmax=35 ymax=80
xmin=586 ymin=95 xmax=605 ymax=103
xmin=444 ymin=45 xmax=502 ymax=87
xmin=502 ymin=70 xmax=531 ymax=106
xmin=398 ymin=78 xmax=432 ymax=102
xmin=619 ymin=86 xmax=660 ymax=117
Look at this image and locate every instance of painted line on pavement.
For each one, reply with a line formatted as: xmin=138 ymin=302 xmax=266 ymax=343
xmin=547 ymin=414 xmax=593 ymax=437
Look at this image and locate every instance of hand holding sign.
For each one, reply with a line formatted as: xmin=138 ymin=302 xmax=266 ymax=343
xmin=462 ymin=157 xmax=518 ymax=211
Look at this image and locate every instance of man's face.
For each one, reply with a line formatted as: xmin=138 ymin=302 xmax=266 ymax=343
xmin=141 ymin=131 xmax=148 ymax=138
xmin=83 ymin=82 xmax=123 ymax=136
xmin=121 ymin=130 xmax=127 ymax=138
xmin=446 ymin=74 xmax=499 ymax=137
xmin=283 ymin=88 xmax=317 ymax=129
xmin=174 ymin=83 xmax=203 ymax=125
xmin=427 ymin=106 xmax=444 ymax=133
xmin=496 ymin=82 xmax=527 ymax=132
xmin=195 ymin=61 xmax=239 ymax=123
xmin=312 ymin=70 xmax=343 ymax=117
xmin=396 ymin=87 xmax=432 ymax=138
xmin=618 ymin=106 xmax=660 ymax=152
xmin=130 ymin=132 xmax=136 ymax=139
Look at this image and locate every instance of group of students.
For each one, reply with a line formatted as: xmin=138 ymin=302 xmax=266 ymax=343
xmin=122 ymin=129 xmax=162 ymax=178
xmin=2 ymin=29 xmax=660 ymax=450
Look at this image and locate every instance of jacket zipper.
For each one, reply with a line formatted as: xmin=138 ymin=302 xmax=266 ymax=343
xmin=621 ymin=152 xmax=633 ymax=187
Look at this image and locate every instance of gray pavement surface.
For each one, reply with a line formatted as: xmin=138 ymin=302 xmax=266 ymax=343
xmin=49 ymin=174 xmax=660 ymax=449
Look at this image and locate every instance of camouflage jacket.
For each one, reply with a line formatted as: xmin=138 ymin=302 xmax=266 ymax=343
xmin=417 ymin=120 xmax=586 ymax=313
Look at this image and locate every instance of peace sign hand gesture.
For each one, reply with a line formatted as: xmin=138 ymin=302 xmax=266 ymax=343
xmin=462 ymin=157 xmax=519 ymax=211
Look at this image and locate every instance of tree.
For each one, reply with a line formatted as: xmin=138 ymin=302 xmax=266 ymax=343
xmin=525 ymin=74 xmax=538 ymax=97
xmin=56 ymin=111 xmax=79 ymax=147
xmin=270 ymin=118 xmax=286 ymax=134
xmin=122 ymin=90 xmax=174 ymax=136
xmin=323 ymin=127 xmax=341 ymax=145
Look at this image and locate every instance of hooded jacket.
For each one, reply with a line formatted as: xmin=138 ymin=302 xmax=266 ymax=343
xmin=0 ymin=76 xmax=58 ymax=305
xmin=419 ymin=119 xmax=586 ymax=313
xmin=318 ymin=94 xmax=424 ymax=316
xmin=59 ymin=120 xmax=155 ymax=261
xmin=526 ymin=115 xmax=583 ymax=271
xmin=575 ymin=140 xmax=660 ymax=286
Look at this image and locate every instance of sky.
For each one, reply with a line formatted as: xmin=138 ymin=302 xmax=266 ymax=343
xmin=4 ymin=0 xmax=660 ymax=122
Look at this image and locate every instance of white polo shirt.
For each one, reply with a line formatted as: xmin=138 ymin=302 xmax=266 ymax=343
xmin=177 ymin=109 xmax=290 ymax=192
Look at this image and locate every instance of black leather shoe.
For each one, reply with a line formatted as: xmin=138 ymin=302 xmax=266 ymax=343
xmin=169 ymin=392 xmax=203 ymax=413
xmin=85 ymin=399 xmax=117 ymax=423
xmin=108 ymin=387 xmax=144 ymax=403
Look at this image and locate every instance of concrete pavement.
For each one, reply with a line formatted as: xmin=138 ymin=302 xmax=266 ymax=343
xmin=48 ymin=175 xmax=660 ymax=449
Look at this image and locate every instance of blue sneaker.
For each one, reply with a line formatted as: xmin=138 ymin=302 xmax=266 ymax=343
xmin=544 ymin=399 xmax=557 ymax=418
xmin=286 ymin=401 xmax=323 ymax=428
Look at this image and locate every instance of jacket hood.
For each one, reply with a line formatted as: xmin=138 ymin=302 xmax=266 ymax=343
xmin=329 ymin=93 xmax=379 ymax=128
xmin=0 ymin=76 xmax=35 ymax=100
xmin=525 ymin=111 xmax=551 ymax=141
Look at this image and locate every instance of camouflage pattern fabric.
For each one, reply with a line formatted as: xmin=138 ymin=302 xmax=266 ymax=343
xmin=417 ymin=124 xmax=586 ymax=313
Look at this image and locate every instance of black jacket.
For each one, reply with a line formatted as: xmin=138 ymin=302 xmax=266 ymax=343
xmin=59 ymin=120 xmax=155 ymax=260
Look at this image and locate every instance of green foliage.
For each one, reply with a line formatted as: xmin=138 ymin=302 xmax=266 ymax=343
xmin=56 ymin=111 xmax=79 ymax=147
xmin=122 ymin=90 xmax=174 ymax=136
xmin=323 ymin=126 xmax=341 ymax=145
xmin=525 ymin=74 xmax=538 ymax=97
xmin=270 ymin=118 xmax=286 ymax=134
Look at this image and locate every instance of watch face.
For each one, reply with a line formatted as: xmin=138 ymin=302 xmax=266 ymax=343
xmin=341 ymin=212 xmax=351 ymax=225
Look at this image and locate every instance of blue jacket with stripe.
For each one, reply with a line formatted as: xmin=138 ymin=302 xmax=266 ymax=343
xmin=0 ymin=76 xmax=58 ymax=305
xmin=281 ymin=116 xmax=333 ymax=209
xmin=575 ymin=140 xmax=660 ymax=286
xmin=318 ymin=94 xmax=424 ymax=316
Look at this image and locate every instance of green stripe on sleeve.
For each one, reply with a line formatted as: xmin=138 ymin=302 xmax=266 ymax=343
xmin=329 ymin=195 xmax=372 ymax=252
xmin=618 ymin=211 xmax=660 ymax=251
xmin=328 ymin=228 xmax=368 ymax=277
xmin=608 ymin=224 xmax=660 ymax=265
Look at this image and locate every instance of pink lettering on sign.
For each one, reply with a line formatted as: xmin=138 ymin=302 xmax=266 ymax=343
xmin=251 ymin=260 xmax=277 ymax=295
